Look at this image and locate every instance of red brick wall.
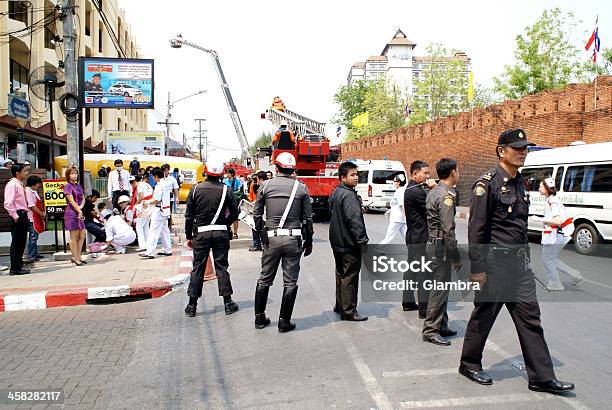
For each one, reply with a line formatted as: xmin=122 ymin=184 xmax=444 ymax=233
xmin=342 ymin=76 xmax=612 ymax=205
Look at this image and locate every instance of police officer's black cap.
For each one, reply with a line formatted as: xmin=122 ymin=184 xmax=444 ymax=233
xmin=497 ymin=128 xmax=535 ymax=148
xmin=92 ymin=73 xmax=101 ymax=78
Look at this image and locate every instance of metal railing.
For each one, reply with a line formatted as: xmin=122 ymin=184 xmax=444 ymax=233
xmin=267 ymin=108 xmax=326 ymax=136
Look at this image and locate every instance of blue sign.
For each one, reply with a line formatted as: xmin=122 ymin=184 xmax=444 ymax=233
xmin=79 ymin=57 xmax=154 ymax=109
xmin=7 ymin=94 xmax=31 ymax=121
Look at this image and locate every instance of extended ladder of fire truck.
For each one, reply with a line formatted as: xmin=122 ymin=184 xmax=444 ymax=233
xmin=266 ymin=108 xmax=326 ymax=136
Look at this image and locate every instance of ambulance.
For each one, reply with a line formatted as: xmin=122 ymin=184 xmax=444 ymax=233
xmin=520 ymin=141 xmax=612 ymax=255
xmin=54 ymin=154 xmax=205 ymax=202
xmin=353 ymin=160 xmax=407 ymax=210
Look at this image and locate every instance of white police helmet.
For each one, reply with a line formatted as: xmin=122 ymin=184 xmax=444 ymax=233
xmin=205 ymin=158 xmax=225 ymax=177
xmin=274 ymin=152 xmax=296 ymax=169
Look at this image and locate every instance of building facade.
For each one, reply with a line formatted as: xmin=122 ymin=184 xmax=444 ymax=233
xmin=347 ymin=29 xmax=470 ymax=103
xmin=0 ymin=0 xmax=147 ymax=170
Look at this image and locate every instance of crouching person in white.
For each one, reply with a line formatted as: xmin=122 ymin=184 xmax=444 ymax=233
xmin=140 ymin=167 xmax=172 ymax=259
xmin=105 ymin=195 xmax=137 ymax=254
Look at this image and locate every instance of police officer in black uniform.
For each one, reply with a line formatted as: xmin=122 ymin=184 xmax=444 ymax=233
xmin=422 ymin=158 xmax=461 ymax=346
xmin=184 ymin=158 xmax=240 ymax=317
xmin=253 ymin=152 xmax=313 ymax=333
xmin=459 ymin=128 xmax=574 ymax=394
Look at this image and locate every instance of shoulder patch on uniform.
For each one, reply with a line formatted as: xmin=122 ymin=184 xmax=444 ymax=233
xmin=474 ymin=185 xmax=486 ymax=197
xmin=443 ymin=195 xmax=454 ymax=207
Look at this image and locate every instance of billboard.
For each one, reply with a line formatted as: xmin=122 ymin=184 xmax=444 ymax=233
xmin=106 ymin=130 xmax=165 ymax=156
xmin=79 ymin=57 xmax=154 ymax=109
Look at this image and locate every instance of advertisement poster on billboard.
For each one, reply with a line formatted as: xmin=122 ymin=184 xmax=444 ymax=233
xmin=106 ymin=131 xmax=165 ymax=156
xmin=79 ymin=57 xmax=154 ymax=109
xmin=42 ymin=179 xmax=67 ymax=221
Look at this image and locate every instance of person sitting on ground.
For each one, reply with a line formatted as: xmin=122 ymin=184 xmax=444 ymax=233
xmin=98 ymin=202 xmax=111 ymax=221
xmin=83 ymin=190 xmax=106 ymax=243
xmin=105 ymin=196 xmax=137 ymax=254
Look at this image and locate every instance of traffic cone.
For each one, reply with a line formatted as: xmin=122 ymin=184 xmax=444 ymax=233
xmin=204 ymin=250 xmax=216 ymax=281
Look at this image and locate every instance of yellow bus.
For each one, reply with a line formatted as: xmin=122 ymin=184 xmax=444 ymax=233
xmin=54 ymin=154 xmax=204 ymax=202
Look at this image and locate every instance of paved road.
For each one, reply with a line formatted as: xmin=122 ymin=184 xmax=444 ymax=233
xmin=1 ymin=214 xmax=609 ymax=409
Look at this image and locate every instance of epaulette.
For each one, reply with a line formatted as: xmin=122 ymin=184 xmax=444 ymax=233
xmin=478 ymin=168 xmax=497 ymax=183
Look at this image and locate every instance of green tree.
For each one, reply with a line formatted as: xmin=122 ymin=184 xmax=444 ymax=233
xmin=494 ymin=8 xmax=582 ymax=99
xmin=334 ymin=79 xmax=405 ymax=140
xmin=472 ymin=83 xmax=502 ymax=108
xmin=582 ymin=48 xmax=612 ymax=77
xmin=411 ymin=43 xmax=470 ymax=123
xmin=250 ymin=132 xmax=272 ymax=156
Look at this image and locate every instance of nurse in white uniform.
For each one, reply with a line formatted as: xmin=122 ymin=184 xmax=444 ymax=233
xmin=105 ymin=195 xmax=137 ymax=254
xmin=380 ymin=174 xmax=408 ymax=244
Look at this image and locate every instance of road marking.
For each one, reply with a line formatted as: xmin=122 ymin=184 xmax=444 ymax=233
xmin=3 ymin=292 xmax=47 ymax=311
xmin=306 ymin=274 xmax=393 ymax=410
xmin=164 ymin=274 xmax=190 ymax=290
xmin=399 ymin=392 xmax=550 ymax=408
xmin=383 ymin=368 xmax=458 ymax=378
xmin=580 ymin=278 xmax=612 ymax=290
xmin=181 ymin=250 xmax=193 ymax=257
xmin=179 ymin=261 xmax=192 ymax=268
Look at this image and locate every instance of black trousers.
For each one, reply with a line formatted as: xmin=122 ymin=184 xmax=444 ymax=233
xmin=333 ymin=250 xmax=362 ymax=317
xmin=403 ymin=244 xmax=430 ymax=306
xmin=111 ymin=190 xmax=130 ymax=209
xmin=258 ymin=236 xmax=302 ymax=288
xmin=85 ymin=221 xmax=106 ymax=242
xmin=187 ymin=231 xmax=233 ymax=299
xmin=422 ymin=249 xmax=451 ymax=337
xmin=9 ymin=211 xmax=29 ymax=272
xmin=460 ymin=248 xmax=556 ymax=383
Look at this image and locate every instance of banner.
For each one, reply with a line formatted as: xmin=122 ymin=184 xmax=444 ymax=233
xmin=106 ymin=131 xmax=165 ymax=156
xmin=42 ymin=179 xmax=66 ymax=220
xmin=79 ymin=57 xmax=154 ymax=109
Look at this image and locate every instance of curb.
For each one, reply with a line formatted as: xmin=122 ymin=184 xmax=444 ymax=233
xmin=0 ymin=251 xmax=194 ymax=313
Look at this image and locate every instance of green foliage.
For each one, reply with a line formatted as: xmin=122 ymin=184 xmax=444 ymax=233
xmin=472 ymin=83 xmax=502 ymax=109
xmin=493 ymin=8 xmax=583 ymax=99
xmin=250 ymin=132 xmax=272 ymax=156
xmin=410 ymin=43 xmax=470 ymax=123
xmin=582 ymin=48 xmax=612 ymax=78
xmin=334 ymin=80 xmax=405 ymax=141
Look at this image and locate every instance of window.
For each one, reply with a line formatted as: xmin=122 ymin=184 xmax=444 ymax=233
xmin=9 ymin=59 xmax=29 ymax=94
xmin=555 ymin=166 xmax=564 ymax=189
xmin=520 ymin=167 xmax=553 ymax=191
xmin=358 ymin=171 xmax=369 ymax=184
xmin=85 ymin=108 xmax=91 ymax=125
xmin=98 ymin=108 xmax=103 ymax=128
xmin=564 ymin=164 xmax=612 ymax=193
xmin=372 ymin=170 xmax=406 ymax=185
xmin=8 ymin=1 xmax=28 ymax=24
xmin=98 ymin=23 xmax=103 ymax=53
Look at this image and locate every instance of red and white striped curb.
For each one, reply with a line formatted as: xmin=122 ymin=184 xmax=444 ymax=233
xmin=0 ymin=250 xmax=194 ymax=313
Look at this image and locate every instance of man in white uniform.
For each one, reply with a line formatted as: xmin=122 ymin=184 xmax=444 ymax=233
xmin=140 ymin=167 xmax=172 ymax=259
xmin=134 ymin=175 xmax=154 ymax=251
xmin=380 ymin=174 xmax=408 ymax=244
xmin=105 ymin=196 xmax=137 ymax=254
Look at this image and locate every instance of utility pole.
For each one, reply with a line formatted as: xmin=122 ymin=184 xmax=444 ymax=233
xmin=62 ymin=0 xmax=79 ymax=168
xmin=157 ymin=93 xmax=179 ymax=154
xmin=194 ymin=118 xmax=207 ymax=161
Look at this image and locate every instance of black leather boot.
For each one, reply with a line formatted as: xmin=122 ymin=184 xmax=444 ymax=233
xmin=278 ymin=286 xmax=298 ymax=333
xmin=223 ymin=296 xmax=239 ymax=315
xmin=254 ymin=284 xmax=271 ymax=329
xmin=185 ymin=297 xmax=197 ymax=317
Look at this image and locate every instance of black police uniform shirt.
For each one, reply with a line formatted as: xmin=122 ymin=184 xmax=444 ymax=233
xmin=404 ymin=179 xmax=430 ymax=244
xmin=468 ymin=164 xmax=530 ymax=274
xmin=184 ymin=179 xmax=239 ymax=240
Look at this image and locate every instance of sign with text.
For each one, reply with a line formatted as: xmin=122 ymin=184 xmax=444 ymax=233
xmin=106 ymin=130 xmax=165 ymax=156
xmin=7 ymin=93 xmax=31 ymax=122
xmin=42 ymin=180 xmax=66 ymax=220
xmin=79 ymin=57 xmax=154 ymax=109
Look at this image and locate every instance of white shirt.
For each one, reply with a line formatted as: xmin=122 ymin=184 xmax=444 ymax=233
xmin=542 ymin=195 xmax=574 ymax=240
xmin=137 ymin=181 xmax=154 ymax=199
xmin=163 ymin=175 xmax=179 ymax=202
xmin=153 ymin=179 xmax=171 ymax=217
xmin=107 ymin=169 xmax=131 ymax=196
xmin=105 ymin=215 xmax=133 ymax=242
xmin=389 ymin=187 xmax=406 ymax=223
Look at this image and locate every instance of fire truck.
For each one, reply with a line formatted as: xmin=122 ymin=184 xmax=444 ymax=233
xmin=260 ymin=105 xmax=339 ymax=219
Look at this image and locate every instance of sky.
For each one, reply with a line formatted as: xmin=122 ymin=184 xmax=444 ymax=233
xmin=120 ymin=0 xmax=610 ymax=162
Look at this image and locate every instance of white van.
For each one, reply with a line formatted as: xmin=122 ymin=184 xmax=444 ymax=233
xmin=520 ymin=142 xmax=612 ymax=255
xmin=353 ymin=160 xmax=407 ymax=209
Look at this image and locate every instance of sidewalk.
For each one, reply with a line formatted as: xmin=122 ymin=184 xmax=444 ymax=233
xmin=0 ymin=216 xmax=254 ymax=312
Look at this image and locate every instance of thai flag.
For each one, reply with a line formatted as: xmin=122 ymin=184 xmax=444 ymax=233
xmin=336 ymin=126 xmax=341 ymax=138
xmin=585 ymin=18 xmax=601 ymax=63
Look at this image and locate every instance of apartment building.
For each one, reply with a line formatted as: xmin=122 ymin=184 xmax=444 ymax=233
xmin=0 ymin=0 xmax=147 ymax=169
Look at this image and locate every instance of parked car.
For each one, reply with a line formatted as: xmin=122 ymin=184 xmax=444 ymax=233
xmin=107 ymin=83 xmax=143 ymax=97
xmin=520 ymin=141 xmax=612 ymax=255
